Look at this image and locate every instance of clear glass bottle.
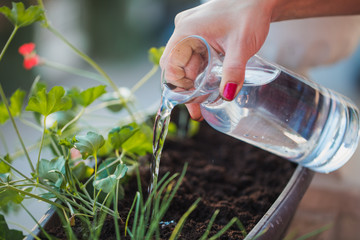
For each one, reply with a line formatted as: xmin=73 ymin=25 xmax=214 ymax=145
xmin=161 ymin=35 xmax=360 ymax=173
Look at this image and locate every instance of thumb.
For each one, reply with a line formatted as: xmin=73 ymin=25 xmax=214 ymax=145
xmin=220 ymin=42 xmax=249 ymax=101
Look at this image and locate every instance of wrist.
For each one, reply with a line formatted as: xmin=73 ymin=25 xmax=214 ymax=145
xmin=253 ymin=0 xmax=284 ymax=22
xmin=267 ymin=0 xmax=288 ymax=22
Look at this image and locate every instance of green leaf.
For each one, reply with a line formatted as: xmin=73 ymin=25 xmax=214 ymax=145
xmin=59 ymin=136 xmax=77 ymax=149
xmin=93 ymin=162 xmax=128 ymax=193
xmin=0 ymin=2 xmax=44 ymax=28
xmin=9 ymin=89 xmax=26 ymax=118
xmin=98 ymin=138 xmax=114 ymax=157
xmin=148 ymin=46 xmax=165 ymax=65
xmin=69 ymin=85 xmax=106 ymax=107
xmin=74 ymin=131 xmax=105 ymax=159
xmin=38 ymin=157 xmax=66 ymax=187
xmin=0 ymin=188 xmax=24 ymax=207
xmin=0 ymin=155 xmax=12 ymax=174
xmin=122 ymin=124 xmax=153 ymax=155
xmin=0 ymin=89 xmax=26 ymax=124
xmin=108 ymin=123 xmax=153 ymax=155
xmin=30 ymin=81 xmax=47 ymax=97
xmin=26 ymin=86 xmax=72 ymax=117
xmin=108 ymin=123 xmax=139 ymax=150
xmin=0 ymin=214 xmax=24 ymax=240
xmin=96 ymin=157 xmax=117 ymax=179
xmin=71 ymin=162 xmax=94 ymax=181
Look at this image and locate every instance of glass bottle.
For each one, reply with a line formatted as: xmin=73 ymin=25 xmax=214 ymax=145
xmin=161 ymin=35 xmax=360 ymax=173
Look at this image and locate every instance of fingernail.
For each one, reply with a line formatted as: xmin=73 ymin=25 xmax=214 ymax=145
xmin=223 ymin=82 xmax=238 ymax=100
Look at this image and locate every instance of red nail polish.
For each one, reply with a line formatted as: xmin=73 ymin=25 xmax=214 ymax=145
xmin=223 ymin=82 xmax=237 ymax=100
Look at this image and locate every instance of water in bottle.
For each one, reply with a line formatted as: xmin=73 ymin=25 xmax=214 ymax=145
xmin=156 ymin=35 xmax=360 ymax=174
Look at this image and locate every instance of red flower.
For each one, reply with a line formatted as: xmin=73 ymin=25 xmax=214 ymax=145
xmin=23 ymin=56 xmax=40 ymax=70
xmin=18 ymin=43 xmax=41 ymax=70
xmin=18 ymin=43 xmax=36 ymax=55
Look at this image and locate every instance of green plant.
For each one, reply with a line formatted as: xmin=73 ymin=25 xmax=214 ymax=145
xmin=0 ymin=1 xmax=160 ymax=239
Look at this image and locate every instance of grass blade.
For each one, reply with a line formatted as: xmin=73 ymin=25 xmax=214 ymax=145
xmin=131 ymin=192 xmax=141 ymax=238
xmin=235 ymin=219 xmax=248 ymax=238
xmin=208 ymin=217 xmax=238 ymax=240
xmin=296 ymin=223 xmax=332 ymax=240
xmin=169 ymin=198 xmax=201 ymax=240
xmin=125 ymin=192 xmax=139 ymax=236
xmin=199 ymin=209 xmax=220 ymax=240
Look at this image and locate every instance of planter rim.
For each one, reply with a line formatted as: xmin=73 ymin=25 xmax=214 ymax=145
xmin=245 ymin=165 xmax=314 ymax=240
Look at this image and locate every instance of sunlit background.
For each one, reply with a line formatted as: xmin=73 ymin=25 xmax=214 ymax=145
xmin=1 ymin=0 xmax=360 ymax=237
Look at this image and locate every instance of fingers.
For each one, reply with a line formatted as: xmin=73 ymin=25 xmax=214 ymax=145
xmin=162 ymin=36 xmax=208 ymax=91
xmin=220 ymin=38 xmax=248 ymax=101
xmin=185 ymin=103 xmax=204 ymax=121
xmin=164 ymin=63 xmax=194 ymax=90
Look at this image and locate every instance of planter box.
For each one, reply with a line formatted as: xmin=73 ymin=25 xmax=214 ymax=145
xmin=26 ymin=166 xmax=313 ymax=240
xmin=26 ymin=121 xmax=314 ymax=240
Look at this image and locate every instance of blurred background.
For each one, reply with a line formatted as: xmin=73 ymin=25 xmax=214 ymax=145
xmin=1 ymin=0 xmax=360 ymax=238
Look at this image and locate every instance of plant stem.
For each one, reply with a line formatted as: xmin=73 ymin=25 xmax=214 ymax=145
xmin=0 ymin=128 xmax=9 ymax=154
xmin=49 ymin=135 xmax=62 ymax=157
xmin=113 ymin=180 xmax=121 ymax=240
xmin=0 ymin=26 xmax=35 ymax=170
xmin=8 ymin=179 xmax=31 ymax=184
xmin=93 ymin=152 xmax=99 ymax=211
xmin=38 ymin=0 xmax=136 ymax=120
xmin=0 ymin=26 xmax=18 ymax=62
xmin=7 ymin=220 xmax=42 ymax=240
xmin=85 ymin=99 xmax=129 ymax=113
xmin=21 ymin=203 xmax=53 ymax=240
xmin=60 ymin=107 xmax=85 ymax=134
xmin=46 ymin=25 xmax=116 ymax=89
xmin=45 ymin=25 xmax=135 ymax=120
xmin=0 ymin=84 xmax=35 ymax=172
xmin=82 ymin=155 xmax=122 ymax=188
xmin=76 ymin=192 xmax=116 ymax=216
xmin=43 ymin=60 xmax=106 ymax=84
xmin=94 ymin=153 xmax=98 ymax=179
xmin=65 ymin=192 xmax=93 ymax=212
xmin=9 ymin=134 xmax=54 ymax=160
xmin=30 ymin=182 xmax=94 ymax=216
xmin=0 ymin=162 xmax=96 ymax=217
xmin=6 ymin=184 xmax=64 ymax=209
xmin=36 ymin=116 xmax=47 ymax=176
xmin=130 ymin=65 xmax=158 ymax=94
xmin=19 ymin=117 xmax=43 ymax=132
xmin=0 ymin=156 xmax=33 ymax=182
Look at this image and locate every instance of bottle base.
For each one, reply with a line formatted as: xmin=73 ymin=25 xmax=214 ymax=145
xmin=299 ymin=94 xmax=360 ymax=173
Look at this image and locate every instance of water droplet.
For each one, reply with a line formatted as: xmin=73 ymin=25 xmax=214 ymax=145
xmin=159 ymin=220 xmax=176 ymax=228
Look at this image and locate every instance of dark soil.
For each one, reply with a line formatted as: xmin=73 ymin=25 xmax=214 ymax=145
xmin=44 ymin=121 xmax=296 ymax=240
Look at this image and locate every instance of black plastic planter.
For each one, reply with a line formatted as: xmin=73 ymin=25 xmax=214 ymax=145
xmin=26 ymin=165 xmax=313 ymax=240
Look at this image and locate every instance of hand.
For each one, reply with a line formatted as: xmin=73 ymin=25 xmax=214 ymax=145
xmin=160 ymin=0 xmax=276 ymax=121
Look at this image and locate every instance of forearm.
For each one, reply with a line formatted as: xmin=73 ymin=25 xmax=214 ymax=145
xmin=271 ymin=0 xmax=360 ymax=22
